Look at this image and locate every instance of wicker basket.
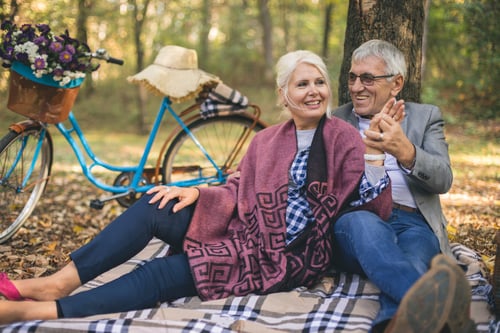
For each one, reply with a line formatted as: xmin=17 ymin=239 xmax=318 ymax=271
xmin=7 ymin=70 xmax=81 ymax=124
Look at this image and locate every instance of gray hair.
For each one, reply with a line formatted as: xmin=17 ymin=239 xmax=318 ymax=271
xmin=275 ymin=50 xmax=333 ymax=117
xmin=352 ymin=40 xmax=407 ymax=80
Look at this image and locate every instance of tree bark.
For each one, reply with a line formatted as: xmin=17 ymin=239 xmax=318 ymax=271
xmin=322 ymin=1 xmax=334 ymax=59
xmin=258 ymin=0 xmax=274 ymax=82
xmin=338 ymin=0 xmax=425 ymax=105
xmin=76 ymin=0 xmax=93 ymax=94
xmin=131 ymin=0 xmax=152 ymax=134
xmin=199 ymin=0 xmax=211 ymax=69
xmin=0 ymin=0 xmax=20 ymax=22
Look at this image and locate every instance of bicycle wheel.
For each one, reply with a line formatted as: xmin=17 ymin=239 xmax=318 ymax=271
xmin=162 ymin=114 xmax=265 ymax=186
xmin=0 ymin=126 xmax=53 ymax=243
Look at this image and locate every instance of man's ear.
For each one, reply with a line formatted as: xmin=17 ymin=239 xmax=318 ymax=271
xmin=391 ymin=75 xmax=404 ymax=97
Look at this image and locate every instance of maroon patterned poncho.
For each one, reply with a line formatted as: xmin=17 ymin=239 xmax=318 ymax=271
xmin=183 ymin=116 xmax=392 ymax=301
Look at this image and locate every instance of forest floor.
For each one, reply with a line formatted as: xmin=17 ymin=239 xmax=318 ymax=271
xmin=0 ymin=121 xmax=498 ymax=281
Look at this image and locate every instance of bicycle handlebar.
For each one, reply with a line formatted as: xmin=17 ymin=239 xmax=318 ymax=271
xmin=86 ymin=48 xmax=124 ymax=65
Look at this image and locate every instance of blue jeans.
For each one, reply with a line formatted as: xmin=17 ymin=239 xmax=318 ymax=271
xmin=57 ymin=193 xmax=198 ymax=318
xmin=332 ymin=209 xmax=440 ymax=328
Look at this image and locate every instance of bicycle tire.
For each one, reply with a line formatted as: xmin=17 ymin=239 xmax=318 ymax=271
xmin=162 ymin=114 xmax=265 ymax=186
xmin=0 ymin=126 xmax=53 ymax=243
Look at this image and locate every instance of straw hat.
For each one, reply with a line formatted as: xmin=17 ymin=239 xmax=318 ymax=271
xmin=127 ymin=45 xmax=220 ymax=103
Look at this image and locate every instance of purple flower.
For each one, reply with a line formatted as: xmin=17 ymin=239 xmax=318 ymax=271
xmin=3 ymin=33 xmax=12 ymax=43
xmin=14 ymin=52 xmax=28 ymax=63
xmin=52 ymin=67 xmax=64 ymax=76
xmin=19 ymin=24 xmax=36 ymax=41
xmin=1 ymin=20 xmax=98 ymax=84
xmin=65 ymin=44 xmax=76 ymax=54
xmin=59 ymin=50 xmax=72 ymax=63
xmin=20 ymin=24 xmax=32 ymax=33
xmin=33 ymin=57 xmax=46 ymax=69
xmin=49 ymin=41 xmax=63 ymax=53
xmin=2 ymin=45 xmax=13 ymax=59
xmin=1 ymin=20 xmax=13 ymax=31
xmin=33 ymin=36 xmax=49 ymax=47
xmin=36 ymin=24 xmax=50 ymax=35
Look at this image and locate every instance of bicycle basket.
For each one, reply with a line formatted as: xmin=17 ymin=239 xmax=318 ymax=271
xmin=7 ymin=63 xmax=82 ymax=124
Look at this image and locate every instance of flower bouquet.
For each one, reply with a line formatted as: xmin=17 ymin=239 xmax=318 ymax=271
xmin=0 ymin=20 xmax=99 ymax=123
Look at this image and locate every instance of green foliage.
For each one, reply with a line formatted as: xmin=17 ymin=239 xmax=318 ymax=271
xmin=0 ymin=0 xmax=497 ymax=133
xmin=424 ymin=0 xmax=499 ymax=120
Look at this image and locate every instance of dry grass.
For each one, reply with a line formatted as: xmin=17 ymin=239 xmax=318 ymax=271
xmin=0 ymin=119 xmax=498 ymax=280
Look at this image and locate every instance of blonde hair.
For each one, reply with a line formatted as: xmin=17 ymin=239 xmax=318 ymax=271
xmin=275 ymin=50 xmax=333 ymax=117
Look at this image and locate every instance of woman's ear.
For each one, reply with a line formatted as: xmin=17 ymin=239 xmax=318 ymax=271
xmin=278 ymin=88 xmax=286 ymax=106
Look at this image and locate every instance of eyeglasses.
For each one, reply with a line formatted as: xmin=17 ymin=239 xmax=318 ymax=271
xmin=348 ymin=72 xmax=395 ymax=86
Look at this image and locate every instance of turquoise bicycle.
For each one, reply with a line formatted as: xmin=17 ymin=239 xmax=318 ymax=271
xmin=0 ymin=48 xmax=266 ymax=243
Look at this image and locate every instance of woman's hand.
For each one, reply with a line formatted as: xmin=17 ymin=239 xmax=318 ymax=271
xmin=146 ymin=185 xmax=200 ymax=212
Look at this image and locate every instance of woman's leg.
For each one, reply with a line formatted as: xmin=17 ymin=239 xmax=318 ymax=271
xmin=57 ymin=254 xmax=197 ymax=318
xmin=0 ymin=254 xmax=197 ymax=324
xmin=72 ymin=193 xmax=194 ymax=284
xmin=10 ymin=193 xmax=194 ymax=301
xmin=0 ymin=300 xmax=57 ymax=324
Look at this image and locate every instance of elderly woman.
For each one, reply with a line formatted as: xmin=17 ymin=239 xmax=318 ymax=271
xmin=0 ymin=49 xmax=393 ymax=324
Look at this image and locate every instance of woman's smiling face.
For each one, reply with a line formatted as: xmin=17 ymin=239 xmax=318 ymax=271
xmin=283 ymin=62 xmax=330 ymax=130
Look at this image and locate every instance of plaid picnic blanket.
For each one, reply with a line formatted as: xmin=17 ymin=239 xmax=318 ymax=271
xmin=0 ymin=239 xmax=495 ymax=333
xmin=200 ymin=82 xmax=248 ymax=119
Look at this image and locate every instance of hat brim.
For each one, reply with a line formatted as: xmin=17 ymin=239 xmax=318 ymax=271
xmin=127 ymin=64 xmax=220 ymax=103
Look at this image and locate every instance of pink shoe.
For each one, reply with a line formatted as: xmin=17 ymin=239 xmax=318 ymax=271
xmin=0 ymin=272 xmax=24 ymax=301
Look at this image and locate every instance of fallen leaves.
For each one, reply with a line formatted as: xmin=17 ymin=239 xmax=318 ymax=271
xmin=0 ymin=172 xmax=124 ymax=280
xmin=0 ymin=123 xmax=497 ymax=283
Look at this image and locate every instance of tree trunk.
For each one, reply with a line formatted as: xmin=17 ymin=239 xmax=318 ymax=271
xmin=131 ymin=0 xmax=152 ymax=134
xmin=322 ymin=1 xmax=334 ymax=59
xmin=279 ymin=0 xmax=290 ymax=52
xmin=258 ymin=0 xmax=273 ymax=83
xmin=198 ymin=0 xmax=211 ymax=69
xmin=338 ymin=0 xmax=425 ymax=105
xmin=76 ymin=0 xmax=93 ymax=94
xmin=421 ymin=0 xmax=430 ymax=81
xmin=0 ymin=0 xmax=20 ymax=21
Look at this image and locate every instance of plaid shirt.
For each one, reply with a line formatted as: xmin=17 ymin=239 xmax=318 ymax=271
xmin=286 ymin=148 xmax=389 ymax=244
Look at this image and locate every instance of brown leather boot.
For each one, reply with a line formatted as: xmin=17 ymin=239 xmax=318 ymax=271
xmin=431 ymin=254 xmax=477 ymax=333
xmin=384 ymin=258 xmax=457 ymax=333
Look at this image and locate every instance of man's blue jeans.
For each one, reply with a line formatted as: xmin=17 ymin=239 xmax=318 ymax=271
xmin=332 ymin=209 xmax=441 ymax=327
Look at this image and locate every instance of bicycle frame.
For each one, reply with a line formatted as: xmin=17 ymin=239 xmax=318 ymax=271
xmin=29 ymin=97 xmax=228 ymax=197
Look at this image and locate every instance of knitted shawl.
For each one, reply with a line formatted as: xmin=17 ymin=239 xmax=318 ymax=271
xmin=183 ymin=116 xmax=392 ymax=301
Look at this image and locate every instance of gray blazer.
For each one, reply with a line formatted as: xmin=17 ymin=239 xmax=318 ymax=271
xmin=334 ymin=102 xmax=453 ymax=258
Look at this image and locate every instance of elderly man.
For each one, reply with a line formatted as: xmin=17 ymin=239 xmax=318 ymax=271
xmin=332 ymin=39 xmax=476 ymax=333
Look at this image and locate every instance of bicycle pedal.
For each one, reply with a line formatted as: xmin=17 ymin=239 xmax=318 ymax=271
xmin=90 ymin=199 xmax=105 ymax=210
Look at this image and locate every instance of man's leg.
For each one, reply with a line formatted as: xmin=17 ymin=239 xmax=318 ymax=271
xmin=388 ymin=210 xmax=441 ymax=275
xmin=384 ymin=254 xmax=475 ymax=333
xmin=333 ymin=211 xmax=422 ymax=326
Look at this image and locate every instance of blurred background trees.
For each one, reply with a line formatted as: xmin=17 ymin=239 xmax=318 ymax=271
xmin=0 ymin=0 xmax=498 ymax=133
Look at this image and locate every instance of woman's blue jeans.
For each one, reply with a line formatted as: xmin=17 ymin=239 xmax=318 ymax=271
xmin=332 ymin=209 xmax=441 ymax=328
xmin=57 ymin=193 xmax=198 ymax=318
